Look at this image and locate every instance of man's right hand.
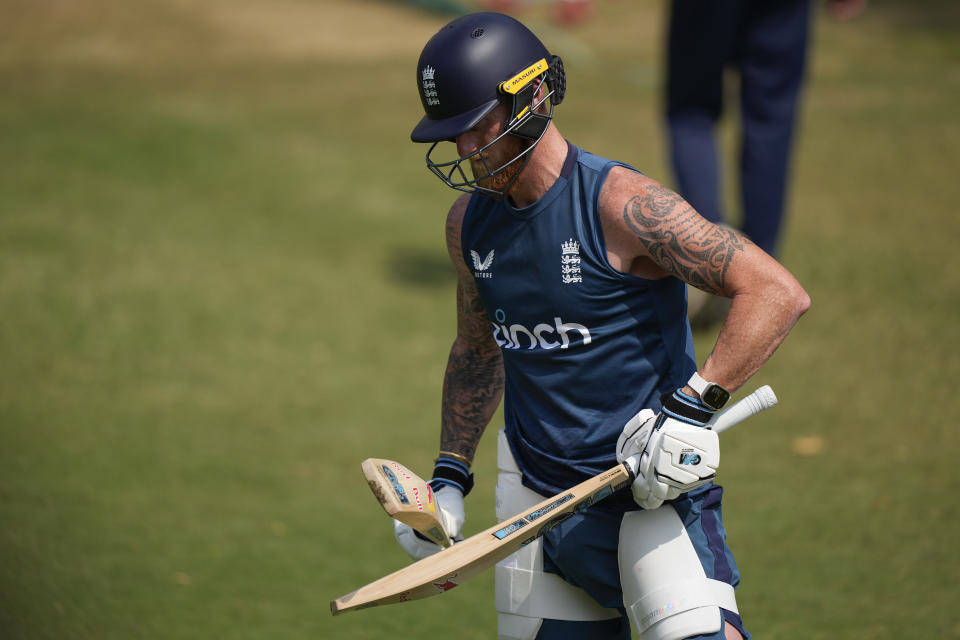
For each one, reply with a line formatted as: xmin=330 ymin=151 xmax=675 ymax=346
xmin=394 ymin=485 xmax=465 ymax=559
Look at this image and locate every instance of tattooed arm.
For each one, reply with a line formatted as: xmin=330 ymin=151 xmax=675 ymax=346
xmin=439 ymin=194 xmax=505 ymax=463
xmin=599 ymin=168 xmax=810 ymax=393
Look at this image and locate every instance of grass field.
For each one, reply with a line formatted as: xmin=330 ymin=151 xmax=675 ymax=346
xmin=1 ymin=1 xmax=958 ymax=638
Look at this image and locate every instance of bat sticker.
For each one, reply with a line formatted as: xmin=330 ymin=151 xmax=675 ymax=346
xmin=492 ymin=518 xmax=529 ymax=540
xmin=524 ymin=493 xmax=574 ymax=522
xmin=381 ymin=465 xmax=410 ymax=505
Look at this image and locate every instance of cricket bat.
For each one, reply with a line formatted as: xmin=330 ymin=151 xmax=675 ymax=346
xmin=362 ymin=458 xmax=452 ymax=548
xmin=331 ymin=385 xmax=777 ymax=616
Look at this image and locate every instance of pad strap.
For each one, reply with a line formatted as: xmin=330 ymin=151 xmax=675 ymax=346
xmin=632 ymin=578 xmax=738 ymax=633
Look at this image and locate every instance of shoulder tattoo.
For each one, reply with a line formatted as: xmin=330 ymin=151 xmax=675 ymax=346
xmin=622 ymin=185 xmax=750 ymax=294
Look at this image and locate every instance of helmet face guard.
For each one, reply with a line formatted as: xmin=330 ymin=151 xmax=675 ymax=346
xmin=411 ymin=13 xmax=566 ymax=197
xmin=425 ymin=65 xmax=562 ymax=197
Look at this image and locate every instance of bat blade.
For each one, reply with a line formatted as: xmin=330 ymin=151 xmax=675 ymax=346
xmin=361 ymin=458 xmax=451 ymax=548
xmin=332 ymin=464 xmax=631 ymax=615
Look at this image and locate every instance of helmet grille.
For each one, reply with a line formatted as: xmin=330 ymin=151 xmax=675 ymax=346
xmin=471 ymin=28 xmax=485 ymax=38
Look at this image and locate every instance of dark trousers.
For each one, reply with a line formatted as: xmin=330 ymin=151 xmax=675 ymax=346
xmin=666 ymin=0 xmax=812 ymax=256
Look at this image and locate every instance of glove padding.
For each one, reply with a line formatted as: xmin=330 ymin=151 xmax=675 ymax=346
xmin=394 ymin=485 xmax=465 ymax=559
xmin=617 ymin=390 xmax=720 ymax=510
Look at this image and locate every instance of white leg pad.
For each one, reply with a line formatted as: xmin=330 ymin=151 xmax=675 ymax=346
xmin=495 ymin=541 xmax=621 ymax=622
xmin=495 ymin=430 xmax=620 ymax=640
xmin=619 ymin=508 xmax=739 ymax=640
xmin=497 ymin=611 xmax=543 ymax=640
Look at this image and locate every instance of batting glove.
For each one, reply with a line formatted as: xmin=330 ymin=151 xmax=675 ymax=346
xmin=617 ymin=390 xmax=720 ymax=510
xmin=394 ymin=455 xmax=472 ymax=559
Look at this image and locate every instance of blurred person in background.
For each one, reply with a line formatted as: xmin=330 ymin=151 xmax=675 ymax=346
xmin=396 ymin=11 xmax=809 ymax=640
xmin=665 ymin=0 xmax=866 ymax=327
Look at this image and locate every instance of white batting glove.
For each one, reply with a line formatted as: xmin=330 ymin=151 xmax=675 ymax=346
xmin=394 ymin=485 xmax=465 ymax=559
xmin=617 ymin=390 xmax=720 ymax=510
xmin=616 ymin=408 xmax=659 ymax=464
xmin=394 ymin=454 xmax=473 ymax=560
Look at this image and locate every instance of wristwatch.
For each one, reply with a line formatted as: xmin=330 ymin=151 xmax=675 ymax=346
xmin=687 ymin=372 xmax=731 ymax=410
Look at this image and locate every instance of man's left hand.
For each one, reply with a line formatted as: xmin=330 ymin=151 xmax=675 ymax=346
xmin=394 ymin=485 xmax=465 ymax=559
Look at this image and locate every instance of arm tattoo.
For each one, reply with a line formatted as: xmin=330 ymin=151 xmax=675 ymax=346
xmin=457 ymin=281 xmax=490 ymax=340
xmin=440 ymin=199 xmax=503 ymax=460
xmin=623 ymin=185 xmax=750 ymax=294
xmin=440 ymin=276 xmax=504 ymax=461
xmin=440 ymin=339 xmax=503 ymax=461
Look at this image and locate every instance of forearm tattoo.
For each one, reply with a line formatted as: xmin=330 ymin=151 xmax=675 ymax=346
xmin=440 ymin=284 xmax=504 ymax=461
xmin=441 ymin=344 xmax=503 ymax=461
xmin=623 ymin=185 xmax=750 ymax=294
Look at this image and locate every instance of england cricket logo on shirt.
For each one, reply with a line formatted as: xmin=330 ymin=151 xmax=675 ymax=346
xmin=470 ymin=249 xmax=495 ymax=279
xmin=421 ymin=65 xmax=439 ymax=106
xmin=561 ymin=238 xmax=582 ymax=284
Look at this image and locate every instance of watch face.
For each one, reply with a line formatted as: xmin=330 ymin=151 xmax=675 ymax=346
xmin=703 ymin=384 xmax=730 ymax=410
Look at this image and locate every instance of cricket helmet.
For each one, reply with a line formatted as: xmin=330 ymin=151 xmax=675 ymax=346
xmin=411 ymin=12 xmax=566 ymax=195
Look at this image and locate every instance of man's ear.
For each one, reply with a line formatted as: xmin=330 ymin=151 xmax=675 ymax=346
xmin=535 ymin=82 xmax=547 ymax=112
xmin=533 ymin=77 xmax=551 ymax=114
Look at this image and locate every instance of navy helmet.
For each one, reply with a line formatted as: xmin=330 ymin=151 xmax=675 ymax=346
xmin=411 ymin=12 xmax=565 ymax=195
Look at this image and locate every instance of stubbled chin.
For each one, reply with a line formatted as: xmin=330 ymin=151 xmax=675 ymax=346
xmin=471 ymin=159 xmax=520 ymax=196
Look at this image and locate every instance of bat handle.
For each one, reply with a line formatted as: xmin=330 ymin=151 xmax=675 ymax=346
xmin=708 ymin=385 xmax=778 ymax=434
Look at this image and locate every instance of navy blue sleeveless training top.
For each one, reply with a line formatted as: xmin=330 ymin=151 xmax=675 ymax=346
xmin=461 ymin=142 xmax=697 ymax=500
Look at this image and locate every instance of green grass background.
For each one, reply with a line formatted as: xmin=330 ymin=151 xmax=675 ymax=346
xmin=1 ymin=0 xmax=958 ymax=638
